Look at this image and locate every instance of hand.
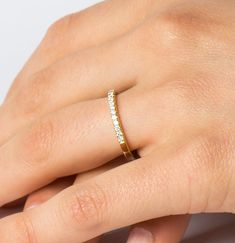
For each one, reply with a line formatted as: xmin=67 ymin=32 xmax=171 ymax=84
xmin=1 ymin=0 xmax=191 ymax=241
xmin=0 ymin=0 xmax=234 ymax=242
xmin=1 ymin=0 xmax=192 ymax=242
xmin=2 ymin=0 xmax=191 ymax=241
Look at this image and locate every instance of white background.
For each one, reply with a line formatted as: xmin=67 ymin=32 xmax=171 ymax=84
xmin=0 ymin=1 xmax=235 ymax=242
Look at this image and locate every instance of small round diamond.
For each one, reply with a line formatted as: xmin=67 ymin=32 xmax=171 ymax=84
xmin=112 ymin=115 xmax=118 ymax=120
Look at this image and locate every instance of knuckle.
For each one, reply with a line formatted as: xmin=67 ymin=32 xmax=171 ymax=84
xmin=158 ymin=7 xmax=216 ymax=42
xmin=7 ymin=214 xmax=37 ymax=243
xmin=20 ymin=118 xmax=56 ymax=166
xmin=160 ymin=9 xmax=205 ymax=34
xmin=140 ymin=8 xmax=216 ymax=55
xmin=20 ymin=214 xmax=36 ymax=243
xmin=16 ymin=70 xmax=49 ymax=117
xmin=61 ymin=184 xmax=108 ymax=230
xmin=45 ymin=14 xmax=75 ymax=42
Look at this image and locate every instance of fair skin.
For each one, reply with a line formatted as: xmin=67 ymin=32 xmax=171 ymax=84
xmin=0 ymin=0 xmax=235 ymax=242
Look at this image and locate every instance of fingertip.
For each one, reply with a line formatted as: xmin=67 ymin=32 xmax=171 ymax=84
xmin=127 ymin=227 xmax=154 ymax=243
xmin=24 ymin=177 xmax=74 ymax=211
xmin=24 ymin=202 xmax=40 ymax=211
xmin=127 ymin=215 xmax=190 ymax=243
xmin=24 ymin=192 xmax=51 ymax=211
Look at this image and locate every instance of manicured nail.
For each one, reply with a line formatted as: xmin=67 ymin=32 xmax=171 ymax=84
xmin=127 ymin=227 xmax=153 ymax=243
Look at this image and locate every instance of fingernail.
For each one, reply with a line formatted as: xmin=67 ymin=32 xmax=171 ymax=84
xmin=24 ymin=204 xmax=38 ymax=211
xmin=127 ymin=227 xmax=153 ymax=243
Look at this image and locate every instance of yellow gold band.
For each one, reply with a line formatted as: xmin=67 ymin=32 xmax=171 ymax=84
xmin=107 ymin=90 xmax=136 ymax=162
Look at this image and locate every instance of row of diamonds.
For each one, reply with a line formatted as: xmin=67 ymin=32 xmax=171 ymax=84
xmin=108 ymin=90 xmax=125 ymax=144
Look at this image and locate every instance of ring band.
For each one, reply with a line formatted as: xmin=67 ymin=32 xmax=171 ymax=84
xmin=107 ymin=90 xmax=137 ymax=162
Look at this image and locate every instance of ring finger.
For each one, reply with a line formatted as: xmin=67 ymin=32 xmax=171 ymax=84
xmin=0 ymin=86 xmax=152 ymax=206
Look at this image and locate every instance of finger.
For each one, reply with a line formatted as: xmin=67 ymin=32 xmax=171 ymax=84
xmin=74 ymin=156 xmax=126 ymax=184
xmin=127 ymin=215 xmax=190 ymax=243
xmin=6 ymin=0 xmax=157 ymax=99
xmin=0 ymin=139 xmax=217 ymax=242
xmin=24 ymin=158 xmax=125 ymax=243
xmin=24 ymin=178 xmax=101 ymax=243
xmin=4 ymin=35 xmax=138 ymax=126
xmin=0 ymin=85 xmax=153 ymax=206
xmin=24 ymin=177 xmax=75 ymax=210
xmin=24 ymin=157 xmax=125 ymax=209
xmin=0 ymin=25 xmax=141 ymax=145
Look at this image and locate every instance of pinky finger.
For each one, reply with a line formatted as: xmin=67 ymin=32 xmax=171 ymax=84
xmin=127 ymin=215 xmax=190 ymax=243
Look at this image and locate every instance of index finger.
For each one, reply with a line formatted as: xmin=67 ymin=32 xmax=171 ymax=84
xmin=0 ymin=140 xmax=214 ymax=243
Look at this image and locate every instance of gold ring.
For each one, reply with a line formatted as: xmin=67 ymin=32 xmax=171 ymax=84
xmin=107 ymin=89 xmax=137 ymax=162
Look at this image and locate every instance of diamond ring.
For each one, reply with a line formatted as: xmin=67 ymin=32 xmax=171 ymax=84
xmin=107 ymin=89 xmax=137 ymax=162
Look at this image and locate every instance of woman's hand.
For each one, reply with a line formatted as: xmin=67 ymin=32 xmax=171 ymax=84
xmin=2 ymin=0 xmax=191 ymax=241
xmin=0 ymin=0 xmax=234 ymax=242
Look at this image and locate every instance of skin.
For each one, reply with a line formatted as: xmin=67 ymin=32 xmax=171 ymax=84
xmin=0 ymin=0 xmax=234 ymax=242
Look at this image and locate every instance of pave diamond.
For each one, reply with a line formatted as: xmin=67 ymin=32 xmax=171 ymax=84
xmin=113 ymin=120 xmax=119 ymax=126
xmin=107 ymin=90 xmax=136 ymax=161
xmin=111 ymin=110 xmax=116 ymax=115
xmin=112 ymin=115 xmax=118 ymax=120
xmin=108 ymin=90 xmax=126 ymax=145
xmin=114 ymin=127 xmax=120 ymax=132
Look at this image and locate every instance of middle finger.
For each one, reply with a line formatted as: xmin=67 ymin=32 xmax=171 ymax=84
xmin=0 ymin=36 xmax=138 ymax=144
xmin=6 ymin=0 xmax=158 ymax=99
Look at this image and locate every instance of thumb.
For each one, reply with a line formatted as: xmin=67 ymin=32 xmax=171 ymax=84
xmin=127 ymin=215 xmax=190 ymax=243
